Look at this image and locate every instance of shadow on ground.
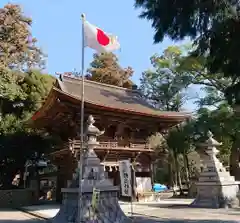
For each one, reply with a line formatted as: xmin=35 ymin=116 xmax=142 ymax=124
xmin=136 ymin=203 xmax=191 ymax=208
xmin=0 ymin=219 xmax=46 ymax=223
xmin=137 ymin=203 xmax=240 ymax=211
xmin=19 ymin=204 xmax=59 ymax=211
xmin=133 ymin=215 xmax=240 ymax=223
xmin=0 ymin=216 xmax=239 ymax=223
xmin=0 ymin=218 xmax=238 ymax=223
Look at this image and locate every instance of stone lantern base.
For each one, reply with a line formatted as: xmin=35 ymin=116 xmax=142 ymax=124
xmin=191 ymin=131 xmax=240 ymax=208
xmin=52 ymin=187 xmax=131 ymax=223
xmin=191 ymin=182 xmax=239 ymax=208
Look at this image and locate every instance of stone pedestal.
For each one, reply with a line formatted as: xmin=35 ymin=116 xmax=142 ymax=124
xmin=53 ymin=188 xmax=129 ymax=223
xmin=52 ymin=115 xmax=131 ymax=223
xmin=191 ymin=131 xmax=240 ymax=208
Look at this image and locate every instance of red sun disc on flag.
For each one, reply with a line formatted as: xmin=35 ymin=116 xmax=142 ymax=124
xmin=96 ymin=28 xmax=110 ymax=46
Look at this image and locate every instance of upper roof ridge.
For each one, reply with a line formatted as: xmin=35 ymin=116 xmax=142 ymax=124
xmin=58 ymin=74 xmax=140 ymax=93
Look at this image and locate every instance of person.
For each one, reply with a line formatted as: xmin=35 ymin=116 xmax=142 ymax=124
xmin=46 ymin=188 xmax=53 ymax=200
xmin=12 ymin=171 xmax=21 ymax=187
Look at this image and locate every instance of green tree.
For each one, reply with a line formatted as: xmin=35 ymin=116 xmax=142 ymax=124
xmin=183 ymin=53 xmax=240 ymax=177
xmin=142 ymin=44 xmax=240 ymax=191
xmin=140 ymin=45 xmax=235 ymax=109
xmin=0 ymin=70 xmax=56 ymax=188
xmin=140 ymin=46 xmax=190 ymax=111
xmin=86 ymin=53 xmax=134 ymax=88
xmin=0 ymin=4 xmax=44 ymax=70
xmin=20 ymin=70 xmax=55 ymax=114
xmin=0 ymin=130 xmax=59 ymax=188
xmin=194 ymin=105 xmax=240 ymax=178
xmin=148 ymin=122 xmax=196 ymax=195
xmin=165 ymin=120 xmax=196 ymax=195
xmin=171 ymin=46 xmax=240 ymax=178
xmin=141 ymin=46 xmax=194 ymax=193
xmin=134 ymin=0 xmax=240 ymax=105
xmin=148 ymin=133 xmax=169 ymax=184
xmin=0 ymin=4 xmax=55 ymax=188
xmin=0 ymin=3 xmax=48 ymax=118
xmin=178 ymin=53 xmax=239 ymax=107
xmin=0 ymin=69 xmax=55 ymax=117
xmin=147 ymin=45 xmax=240 ymax=180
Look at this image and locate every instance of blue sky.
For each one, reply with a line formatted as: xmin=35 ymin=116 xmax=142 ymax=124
xmin=1 ymin=0 xmax=197 ymax=111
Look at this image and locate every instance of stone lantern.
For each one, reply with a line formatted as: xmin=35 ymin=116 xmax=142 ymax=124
xmin=52 ymin=115 xmax=131 ymax=223
xmin=191 ymin=131 xmax=239 ymax=208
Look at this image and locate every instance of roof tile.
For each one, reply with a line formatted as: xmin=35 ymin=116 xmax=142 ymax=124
xmin=56 ymin=75 xmax=191 ymax=119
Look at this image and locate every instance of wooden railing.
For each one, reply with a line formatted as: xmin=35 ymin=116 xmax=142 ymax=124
xmin=98 ymin=141 xmax=118 ymax=149
xmin=98 ymin=141 xmax=150 ymax=150
xmin=68 ymin=139 xmax=151 ymax=150
xmin=129 ymin=143 xmax=148 ymax=149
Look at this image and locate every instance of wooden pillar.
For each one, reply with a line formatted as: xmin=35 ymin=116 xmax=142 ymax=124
xmin=55 ymin=153 xmax=78 ymax=203
xmin=150 ymin=162 xmax=154 ymax=186
xmin=115 ymin=166 xmax=120 ymax=186
xmin=56 ymin=166 xmax=64 ymax=203
xmin=29 ymin=179 xmax=39 ymax=203
xmin=131 ymin=159 xmax=137 ymax=201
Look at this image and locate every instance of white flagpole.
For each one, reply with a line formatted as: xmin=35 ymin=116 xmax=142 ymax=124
xmin=78 ymin=13 xmax=85 ymax=223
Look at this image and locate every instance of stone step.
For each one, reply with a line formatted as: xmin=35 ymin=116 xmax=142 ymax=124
xmin=196 ymin=181 xmax=239 ymax=186
xmin=200 ymin=172 xmax=230 ymax=177
xmin=199 ymin=176 xmax=235 ymax=182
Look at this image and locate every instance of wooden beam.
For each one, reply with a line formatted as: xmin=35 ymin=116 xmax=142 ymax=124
xmin=59 ymin=100 xmax=185 ymax=125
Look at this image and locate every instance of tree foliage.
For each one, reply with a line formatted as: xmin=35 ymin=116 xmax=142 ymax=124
xmin=194 ymin=105 xmax=240 ymax=174
xmin=0 ymin=69 xmax=55 ymax=117
xmin=134 ymin=0 xmax=240 ymax=105
xmin=141 ymin=46 xmax=196 ymax=191
xmin=86 ymin=53 xmax=134 ymax=88
xmin=144 ymin=45 xmax=240 ymax=108
xmin=20 ymin=70 xmax=55 ymax=113
xmin=143 ymin=44 xmax=240 ymax=190
xmin=0 ymin=4 xmax=45 ymax=70
xmin=0 ymin=4 xmax=55 ymax=188
xmin=0 ymin=69 xmax=56 ymax=188
xmin=140 ymin=46 xmax=190 ymax=111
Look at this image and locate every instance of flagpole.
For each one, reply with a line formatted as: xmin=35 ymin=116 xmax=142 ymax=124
xmin=78 ymin=13 xmax=85 ymax=223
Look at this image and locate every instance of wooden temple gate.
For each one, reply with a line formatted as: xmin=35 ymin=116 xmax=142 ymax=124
xmin=50 ymin=139 xmax=153 ymax=202
xmin=29 ymin=74 xmax=190 ymax=202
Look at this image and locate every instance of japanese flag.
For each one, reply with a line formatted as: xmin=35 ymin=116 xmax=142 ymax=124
xmin=83 ymin=20 xmax=120 ymax=53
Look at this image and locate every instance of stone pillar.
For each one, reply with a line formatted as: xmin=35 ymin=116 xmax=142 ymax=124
xmin=191 ymin=131 xmax=240 ymax=208
xmin=52 ymin=115 xmax=131 ymax=223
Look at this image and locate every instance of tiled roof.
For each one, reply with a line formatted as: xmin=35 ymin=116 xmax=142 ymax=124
xmin=55 ymin=74 xmax=191 ymax=119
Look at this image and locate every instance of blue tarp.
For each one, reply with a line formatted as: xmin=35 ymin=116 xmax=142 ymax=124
xmin=153 ymin=183 xmax=167 ymax=192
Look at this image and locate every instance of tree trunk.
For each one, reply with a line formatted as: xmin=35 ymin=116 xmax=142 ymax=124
xmin=168 ymin=155 xmax=177 ymax=195
xmin=183 ymin=153 xmax=190 ymax=190
xmin=171 ymin=166 xmax=178 ymax=196
xmin=229 ymin=136 xmax=240 ymax=180
xmin=174 ymin=152 xmax=184 ymax=195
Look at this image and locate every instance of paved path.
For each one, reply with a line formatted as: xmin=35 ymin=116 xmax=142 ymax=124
xmin=132 ymin=207 xmax=240 ymax=222
xmin=20 ymin=199 xmax=194 ymax=219
xmin=20 ymin=200 xmax=240 ymax=223
xmin=132 ymin=215 xmax=240 ymax=223
xmin=0 ymin=209 xmax=45 ymax=223
xmin=0 ymin=207 xmax=239 ymax=223
xmin=130 ymin=204 xmax=240 ymax=221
